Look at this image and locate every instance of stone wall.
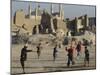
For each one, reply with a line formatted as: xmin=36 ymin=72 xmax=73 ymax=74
xmin=13 ymin=9 xmax=67 ymax=35
xmin=15 ymin=10 xmax=25 ymax=26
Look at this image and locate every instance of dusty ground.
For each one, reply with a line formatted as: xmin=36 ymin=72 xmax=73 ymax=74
xmin=11 ymin=34 xmax=96 ymax=74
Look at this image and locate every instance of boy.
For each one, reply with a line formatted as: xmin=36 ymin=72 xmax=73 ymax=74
xmin=84 ymin=46 xmax=89 ymax=66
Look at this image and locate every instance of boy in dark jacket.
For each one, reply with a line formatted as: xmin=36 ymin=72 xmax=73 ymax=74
xmin=53 ymin=45 xmax=58 ymax=61
xmin=84 ymin=46 xmax=89 ymax=66
xmin=20 ymin=45 xmax=32 ymax=73
xmin=36 ymin=43 xmax=42 ymax=59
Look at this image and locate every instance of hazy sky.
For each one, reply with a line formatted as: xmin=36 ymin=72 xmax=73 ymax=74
xmin=11 ymin=0 xmax=96 ymax=20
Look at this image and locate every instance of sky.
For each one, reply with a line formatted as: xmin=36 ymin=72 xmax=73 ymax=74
xmin=11 ymin=0 xmax=96 ymax=20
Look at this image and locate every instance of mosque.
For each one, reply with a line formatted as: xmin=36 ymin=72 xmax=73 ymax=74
xmin=12 ymin=3 xmax=95 ymax=37
xmin=12 ymin=3 xmax=67 ymax=36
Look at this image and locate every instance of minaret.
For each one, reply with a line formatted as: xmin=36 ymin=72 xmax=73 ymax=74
xmin=50 ymin=3 xmax=53 ymax=14
xmin=59 ymin=4 xmax=64 ymax=20
xmin=36 ymin=2 xmax=40 ymax=17
xmin=59 ymin=4 xmax=62 ymax=17
xmin=38 ymin=4 xmax=40 ymax=10
xmin=29 ymin=4 xmax=31 ymax=18
xmin=35 ymin=2 xmax=40 ymax=34
xmin=35 ymin=3 xmax=37 ymax=17
xmin=84 ymin=14 xmax=89 ymax=27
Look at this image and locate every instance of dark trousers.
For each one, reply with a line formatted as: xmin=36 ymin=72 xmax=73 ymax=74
xmin=67 ymin=55 xmax=74 ymax=67
xmin=77 ymin=49 xmax=80 ymax=56
xmin=84 ymin=56 xmax=89 ymax=66
xmin=37 ymin=51 xmax=41 ymax=59
xmin=53 ymin=53 xmax=57 ymax=61
xmin=20 ymin=59 xmax=25 ymax=73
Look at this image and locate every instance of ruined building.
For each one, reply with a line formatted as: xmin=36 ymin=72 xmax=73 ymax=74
xmin=67 ymin=15 xmax=89 ymax=35
xmin=12 ymin=3 xmax=94 ymax=37
xmin=12 ymin=3 xmax=67 ymax=36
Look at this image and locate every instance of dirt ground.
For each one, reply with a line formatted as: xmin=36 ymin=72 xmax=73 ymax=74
xmin=11 ymin=34 xmax=96 ymax=74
